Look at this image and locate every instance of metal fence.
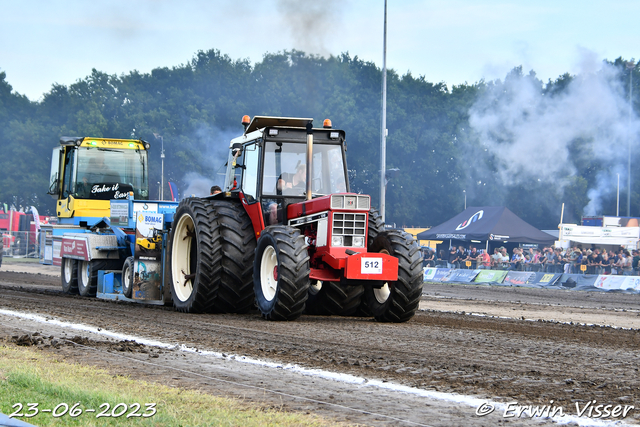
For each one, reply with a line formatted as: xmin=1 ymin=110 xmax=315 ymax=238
xmin=1 ymin=231 xmax=40 ymax=258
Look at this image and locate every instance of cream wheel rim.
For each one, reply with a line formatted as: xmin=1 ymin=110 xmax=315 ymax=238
xmin=374 ymin=283 xmax=391 ymax=304
xmin=309 ymin=280 xmax=322 ymax=295
xmin=123 ymin=263 xmax=131 ymax=293
xmin=80 ymin=260 xmax=90 ymax=287
xmin=63 ymin=258 xmax=73 ymax=282
xmin=172 ymin=214 xmax=194 ymax=302
xmin=260 ymin=246 xmax=278 ymax=301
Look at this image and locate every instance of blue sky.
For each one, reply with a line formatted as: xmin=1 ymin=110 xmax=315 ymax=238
xmin=1 ymin=0 xmax=639 ymax=101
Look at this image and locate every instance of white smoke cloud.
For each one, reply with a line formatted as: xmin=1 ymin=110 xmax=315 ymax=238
xmin=468 ymin=53 xmax=640 ymax=216
xmin=181 ymin=171 xmax=216 ymax=198
xmin=177 ymin=123 xmax=237 ymax=199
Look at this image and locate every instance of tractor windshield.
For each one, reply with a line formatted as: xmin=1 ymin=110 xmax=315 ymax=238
xmin=262 ymin=141 xmax=347 ymax=197
xmin=73 ymin=147 xmax=149 ymax=200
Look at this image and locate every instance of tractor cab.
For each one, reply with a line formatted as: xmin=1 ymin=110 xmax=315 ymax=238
xmin=48 ymin=137 xmax=150 ymax=225
xmin=222 ymin=116 xmax=348 ymax=228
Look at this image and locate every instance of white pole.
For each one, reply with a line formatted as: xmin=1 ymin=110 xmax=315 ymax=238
xmin=617 ymin=173 xmax=620 ymax=216
xmin=559 ymin=203 xmax=565 ymax=243
xmin=161 ymin=136 xmax=165 ymax=201
xmin=627 ymin=62 xmax=634 ymax=217
xmin=379 ymin=0 xmax=388 ymax=222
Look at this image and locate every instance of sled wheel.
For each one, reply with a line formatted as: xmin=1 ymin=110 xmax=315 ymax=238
xmin=61 ymin=258 xmax=79 ymax=294
xmin=77 ymin=260 xmax=92 ymax=296
xmin=122 ymin=257 xmax=134 ymax=298
xmin=168 ymin=198 xmax=221 ymax=313
xmin=363 ymin=230 xmax=423 ymax=322
xmin=78 ymin=259 xmax=123 ymax=297
xmin=254 ymin=225 xmax=309 ymax=321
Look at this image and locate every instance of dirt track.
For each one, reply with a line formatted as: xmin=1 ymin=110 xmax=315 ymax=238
xmin=1 ymin=263 xmax=640 ymax=426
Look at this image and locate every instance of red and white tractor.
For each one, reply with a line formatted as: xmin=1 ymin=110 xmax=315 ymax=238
xmin=168 ymin=116 xmax=423 ymax=322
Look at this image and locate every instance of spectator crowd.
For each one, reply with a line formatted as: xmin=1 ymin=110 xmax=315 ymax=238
xmin=421 ymin=245 xmax=640 ymax=275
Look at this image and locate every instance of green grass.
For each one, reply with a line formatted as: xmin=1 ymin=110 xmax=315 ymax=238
xmin=1 ymin=256 xmax=41 ymax=264
xmin=0 ymin=344 xmax=342 ymax=426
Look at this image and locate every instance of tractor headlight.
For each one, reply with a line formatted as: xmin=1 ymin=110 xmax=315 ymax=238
xmin=352 ymin=236 xmax=365 ymax=247
xmin=332 ymin=236 xmax=343 ymax=247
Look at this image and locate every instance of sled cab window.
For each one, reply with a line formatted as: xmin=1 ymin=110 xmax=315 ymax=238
xmin=74 ymin=147 xmax=149 ymax=200
xmin=61 ymin=147 xmax=77 ymax=198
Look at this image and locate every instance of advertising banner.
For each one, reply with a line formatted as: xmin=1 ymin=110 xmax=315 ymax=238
xmin=558 ymin=274 xmax=599 ymax=289
xmin=132 ymin=212 xmax=164 ymax=300
xmin=531 ymin=272 xmax=562 ymax=286
xmin=474 ymin=270 xmax=508 ymax=283
xmin=443 ymin=269 xmax=480 ymax=283
xmin=110 ymin=201 xmax=130 ymax=227
xmin=503 ymin=271 xmax=537 ymax=286
xmin=60 ymin=236 xmax=89 ymax=261
xmin=423 ymin=268 xmax=452 ymax=282
xmin=594 ymin=275 xmax=640 ymax=291
xmin=424 ymin=268 xmax=437 ymax=281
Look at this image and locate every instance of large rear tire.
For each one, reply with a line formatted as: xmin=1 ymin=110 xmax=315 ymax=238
xmin=210 ymin=200 xmax=256 ymax=313
xmin=363 ymin=230 xmax=423 ymax=322
xmin=254 ymin=226 xmax=309 ymax=321
xmin=168 ymin=198 xmax=221 ymax=313
xmin=61 ymin=258 xmax=78 ymax=294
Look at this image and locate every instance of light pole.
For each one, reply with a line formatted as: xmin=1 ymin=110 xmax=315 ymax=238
xmin=379 ymin=0 xmax=388 ymax=222
xmin=463 ymin=190 xmax=466 ymax=210
xmin=154 ymin=134 xmax=165 ymax=201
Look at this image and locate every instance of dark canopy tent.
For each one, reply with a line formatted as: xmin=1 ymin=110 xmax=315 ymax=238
xmin=417 ymin=207 xmax=555 ymax=252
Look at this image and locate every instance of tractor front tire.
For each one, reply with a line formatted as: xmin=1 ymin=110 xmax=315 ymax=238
xmin=168 ymin=198 xmax=221 ymax=313
xmin=363 ymin=230 xmax=423 ymax=322
xmin=210 ymin=200 xmax=257 ymax=313
xmin=254 ymin=226 xmax=309 ymax=321
xmin=61 ymin=258 xmax=78 ymax=294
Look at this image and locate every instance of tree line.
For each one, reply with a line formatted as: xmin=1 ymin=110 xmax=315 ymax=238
xmin=0 ymin=49 xmax=638 ymax=230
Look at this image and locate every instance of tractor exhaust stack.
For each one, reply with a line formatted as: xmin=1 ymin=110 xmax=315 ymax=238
xmin=306 ymin=121 xmax=313 ymax=201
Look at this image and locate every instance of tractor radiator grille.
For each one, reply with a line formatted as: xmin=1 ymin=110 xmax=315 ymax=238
xmin=330 ymin=194 xmax=370 ymax=210
xmin=332 ymin=213 xmax=366 ymax=247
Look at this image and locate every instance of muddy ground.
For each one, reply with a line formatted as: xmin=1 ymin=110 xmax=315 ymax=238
xmin=1 ymin=262 xmax=640 ymax=426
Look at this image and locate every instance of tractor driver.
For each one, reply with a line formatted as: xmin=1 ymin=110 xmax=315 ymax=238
xmin=76 ymin=154 xmax=122 ymax=197
xmin=276 ymin=163 xmax=306 ymax=196
xmin=82 ymin=155 xmax=121 ymax=185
